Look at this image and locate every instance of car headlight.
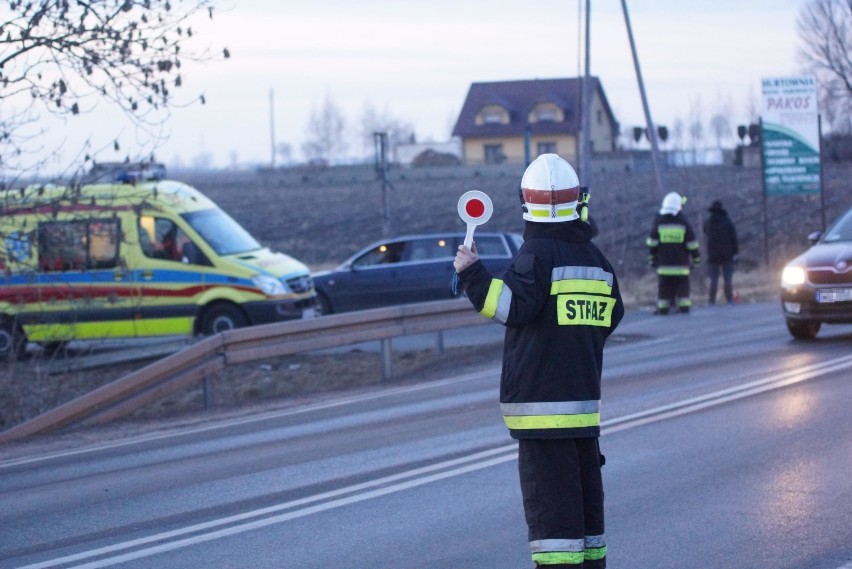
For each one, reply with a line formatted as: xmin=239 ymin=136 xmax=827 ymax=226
xmin=252 ymin=274 xmax=287 ymax=295
xmin=781 ymin=266 xmax=806 ymax=286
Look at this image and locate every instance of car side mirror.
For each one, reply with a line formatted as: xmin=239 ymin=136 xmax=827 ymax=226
xmin=807 ymin=231 xmax=822 ymax=244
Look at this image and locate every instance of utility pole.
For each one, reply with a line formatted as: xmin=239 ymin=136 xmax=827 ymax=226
xmin=621 ymin=0 xmax=666 ymax=198
xmin=374 ymin=132 xmax=391 ymax=236
xmin=269 ymin=89 xmax=276 ymax=169
xmin=580 ymin=0 xmax=592 ymax=186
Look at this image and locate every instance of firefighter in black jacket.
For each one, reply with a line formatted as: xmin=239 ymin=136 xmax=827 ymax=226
xmin=646 ymin=192 xmax=701 ymax=314
xmin=454 ymin=153 xmax=624 ymax=568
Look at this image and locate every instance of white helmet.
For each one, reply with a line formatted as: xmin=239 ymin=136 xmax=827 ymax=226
xmin=520 ymin=153 xmax=580 ymax=222
xmin=659 ymin=191 xmax=684 ymax=215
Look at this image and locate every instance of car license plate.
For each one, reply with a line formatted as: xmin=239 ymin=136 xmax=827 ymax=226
xmin=817 ymin=288 xmax=852 ymax=303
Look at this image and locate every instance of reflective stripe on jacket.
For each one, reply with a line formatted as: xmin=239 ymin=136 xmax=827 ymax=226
xmin=458 ymin=220 xmax=624 ymax=439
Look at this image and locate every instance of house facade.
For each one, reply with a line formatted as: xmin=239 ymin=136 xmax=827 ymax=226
xmin=451 ymin=77 xmax=619 ymax=166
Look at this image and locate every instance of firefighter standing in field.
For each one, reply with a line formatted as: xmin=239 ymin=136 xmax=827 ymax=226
xmin=454 ymin=153 xmax=624 ymax=568
xmin=646 ymin=191 xmax=701 ymax=314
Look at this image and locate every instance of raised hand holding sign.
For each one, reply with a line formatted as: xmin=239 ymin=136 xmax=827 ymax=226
xmin=457 ymin=190 xmax=493 ymax=249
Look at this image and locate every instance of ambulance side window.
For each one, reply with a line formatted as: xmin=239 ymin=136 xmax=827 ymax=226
xmin=139 ymin=216 xmax=211 ymax=265
xmin=38 ymin=219 xmax=120 ymax=271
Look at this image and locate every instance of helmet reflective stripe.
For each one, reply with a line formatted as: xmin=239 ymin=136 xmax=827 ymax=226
xmin=527 ymin=205 xmax=577 ymax=219
xmin=521 ymin=153 xmax=581 ymax=223
xmin=657 ymin=224 xmax=686 ymax=243
xmin=480 ymin=278 xmax=511 ymax=323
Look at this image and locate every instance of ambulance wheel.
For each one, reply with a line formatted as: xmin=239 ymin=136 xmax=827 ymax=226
xmin=786 ymin=319 xmax=820 ymax=340
xmin=0 ymin=320 xmax=29 ymax=362
xmin=198 ymin=303 xmax=249 ymax=336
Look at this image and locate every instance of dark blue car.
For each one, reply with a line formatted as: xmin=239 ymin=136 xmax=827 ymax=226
xmin=312 ymin=232 xmax=523 ymax=314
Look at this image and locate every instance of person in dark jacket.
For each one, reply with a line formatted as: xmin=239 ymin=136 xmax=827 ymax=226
xmin=703 ymin=200 xmax=739 ymax=304
xmin=646 ymin=192 xmax=701 ymax=314
xmin=454 ymin=153 xmax=624 ymax=568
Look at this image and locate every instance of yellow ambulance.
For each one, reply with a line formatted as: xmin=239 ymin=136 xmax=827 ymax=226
xmin=0 ymin=169 xmax=316 ymax=360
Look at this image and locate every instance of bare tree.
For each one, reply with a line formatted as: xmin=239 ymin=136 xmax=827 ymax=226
xmin=797 ymin=0 xmax=852 ymax=132
xmin=709 ymin=92 xmax=734 ymax=148
xmin=0 ymin=1 xmax=228 ymax=179
xmin=688 ymin=98 xmax=704 ymax=162
xmin=359 ymin=102 xmax=415 ymax=163
xmin=302 ymin=95 xmax=347 ymax=165
xmin=671 ymin=117 xmax=685 ymax=153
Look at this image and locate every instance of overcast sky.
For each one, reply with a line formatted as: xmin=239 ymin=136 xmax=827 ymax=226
xmin=32 ymin=0 xmax=808 ymax=172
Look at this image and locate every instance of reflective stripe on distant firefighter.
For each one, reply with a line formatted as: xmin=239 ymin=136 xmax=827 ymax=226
xmin=480 ymin=278 xmax=512 ymax=323
xmin=656 ymin=265 xmax=690 ymax=276
xmin=502 ymin=401 xmax=600 ymax=431
xmin=550 ymin=266 xmax=616 ymax=327
xmin=657 ymin=224 xmax=686 ymax=243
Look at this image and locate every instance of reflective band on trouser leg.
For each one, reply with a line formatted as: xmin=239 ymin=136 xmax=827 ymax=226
xmin=678 ymin=298 xmax=692 ymax=308
xmin=479 ymin=278 xmax=511 ymax=323
xmin=585 ymin=534 xmax=607 ymax=561
xmin=657 ymin=266 xmax=690 ymax=276
xmin=502 ymin=401 xmax=600 ymax=431
xmin=531 ymin=539 xmax=586 ymax=566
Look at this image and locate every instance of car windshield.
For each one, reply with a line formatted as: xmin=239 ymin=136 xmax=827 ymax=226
xmin=182 ymin=208 xmax=262 ymax=255
xmin=822 ymin=209 xmax=852 ymax=243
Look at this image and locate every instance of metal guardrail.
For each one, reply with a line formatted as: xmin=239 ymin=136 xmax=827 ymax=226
xmin=0 ymin=299 xmax=489 ymax=443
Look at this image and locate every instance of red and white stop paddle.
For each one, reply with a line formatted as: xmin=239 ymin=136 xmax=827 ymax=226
xmin=457 ymin=190 xmax=493 ymax=249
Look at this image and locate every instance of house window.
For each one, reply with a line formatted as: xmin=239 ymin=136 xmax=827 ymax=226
xmin=528 ymin=103 xmax=564 ymax=124
xmin=484 ymin=144 xmax=505 ymax=164
xmin=476 ymin=105 xmax=509 ymax=126
xmin=38 ymin=218 xmax=120 ymax=271
xmin=537 ymin=142 xmax=557 ymax=155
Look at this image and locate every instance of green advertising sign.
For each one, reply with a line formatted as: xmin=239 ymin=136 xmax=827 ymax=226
xmin=760 ymin=76 xmax=822 ymax=196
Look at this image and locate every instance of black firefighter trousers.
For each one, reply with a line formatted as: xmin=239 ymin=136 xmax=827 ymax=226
xmin=518 ymin=438 xmax=605 ymax=568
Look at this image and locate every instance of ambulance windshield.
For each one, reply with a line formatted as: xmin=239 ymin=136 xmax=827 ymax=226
xmin=182 ymin=208 xmax=262 ymax=255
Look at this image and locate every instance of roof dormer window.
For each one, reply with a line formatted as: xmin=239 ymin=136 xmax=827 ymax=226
xmin=529 ymin=102 xmax=564 ymax=124
xmin=476 ymin=105 xmax=510 ymax=126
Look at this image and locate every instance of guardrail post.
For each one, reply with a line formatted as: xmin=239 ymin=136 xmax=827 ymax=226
xmin=202 ymin=376 xmax=214 ymax=409
xmin=381 ymin=338 xmax=393 ymax=380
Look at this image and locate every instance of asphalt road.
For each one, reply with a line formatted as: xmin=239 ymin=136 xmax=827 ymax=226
xmin=1 ymin=301 xmax=851 ymax=569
